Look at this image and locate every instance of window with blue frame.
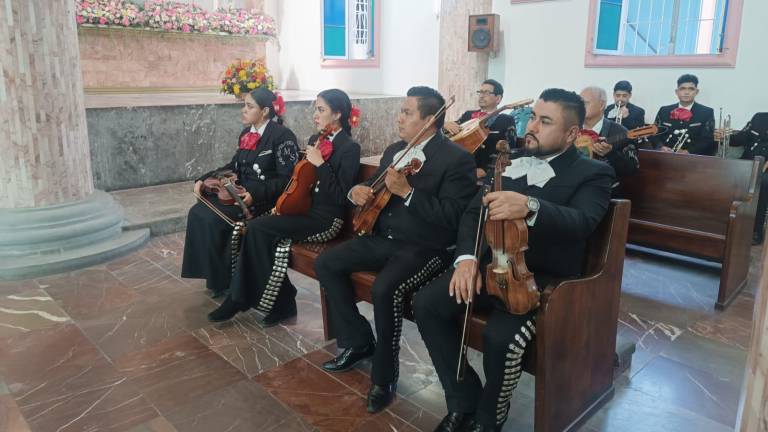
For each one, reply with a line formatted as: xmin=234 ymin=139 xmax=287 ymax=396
xmin=594 ymin=0 xmax=729 ymax=56
xmin=323 ymin=0 xmax=376 ymax=60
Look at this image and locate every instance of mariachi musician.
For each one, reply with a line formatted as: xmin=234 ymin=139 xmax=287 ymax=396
xmin=444 ymin=79 xmax=516 ymax=179
xmin=181 ymin=88 xmax=299 ymax=298
xmin=720 ymin=112 xmax=768 ymax=244
xmin=652 ymin=74 xmax=716 ymax=155
xmin=603 ymin=80 xmax=646 ymax=131
xmin=414 ymin=89 xmax=614 ymax=432
xmin=315 ymin=86 xmax=477 ymax=413
xmin=207 ymin=89 xmax=362 ymax=325
xmin=580 ymin=86 xmax=639 ymax=196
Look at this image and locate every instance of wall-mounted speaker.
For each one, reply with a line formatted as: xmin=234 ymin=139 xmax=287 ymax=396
xmin=468 ymin=14 xmax=499 ymax=53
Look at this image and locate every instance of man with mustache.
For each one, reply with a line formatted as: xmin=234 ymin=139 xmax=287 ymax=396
xmin=413 ymin=88 xmax=615 ymax=432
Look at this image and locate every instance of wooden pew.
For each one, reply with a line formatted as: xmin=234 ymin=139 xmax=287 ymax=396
xmin=621 ymin=150 xmax=763 ymax=309
xmin=288 ymin=159 xmax=631 ymax=432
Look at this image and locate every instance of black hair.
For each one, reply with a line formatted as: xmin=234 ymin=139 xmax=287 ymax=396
xmin=677 ymin=74 xmax=699 ymax=88
xmin=248 ymin=87 xmax=283 ymax=125
xmin=317 ymin=89 xmax=353 ymax=135
xmin=482 ymin=79 xmax=504 ymax=97
xmin=613 ymin=80 xmax=633 ymax=93
xmin=406 ymin=86 xmax=446 ymax=129
xmin=538 ymin=88 xmax=586 ymax=128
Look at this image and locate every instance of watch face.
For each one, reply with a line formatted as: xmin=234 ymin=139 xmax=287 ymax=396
xmin=528 ymin=197 xmax=540 ymax=212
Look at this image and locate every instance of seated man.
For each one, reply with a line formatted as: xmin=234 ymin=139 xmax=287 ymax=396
xmin=719 ymin=112 xmax=768 ymax=244
xmin=582 ymin=85 xmax=638 ymax=195
xmin=444 ymin=79 xmax=516 ymax=179
xmin=413 ymin=88 xmax=615 ymax=432
xmin=314 ymin=86 xmax=478 ymax=413
xmin=603 ymin=80 xmax=646 ymax=131
xmin=652 ymin=74 xmax=716 ymax=155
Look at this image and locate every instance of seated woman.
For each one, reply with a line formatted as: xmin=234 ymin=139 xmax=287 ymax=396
xmin=208 ymin=88 xmax=362 ymax=326
xmin=181 ymin=88 xmax=299 ymax=297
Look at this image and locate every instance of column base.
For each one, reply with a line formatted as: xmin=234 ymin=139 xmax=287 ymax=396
xmin=0 ymin=191 xmax=150 ymax=280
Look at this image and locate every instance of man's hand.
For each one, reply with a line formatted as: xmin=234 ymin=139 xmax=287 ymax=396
xmin=714 ymin=128 xmax=731 ymax=141
xmin=384 ymin=167 xmax=412 ymax=198
xmin=476 ymin=168 xmax=487 ymax=179
xmin=619 ymin=106 xmax=629 ymax=119
xmin=592 ymin=139 xmax=612 ymax=157
xmin=305 ymin=145 xmax=325 ymax=167
xmin=678 ymin=149 xmax=689 ymax=154
xmin=240 ymin=191 xmax=253 ymax=206
xmin=194 ymin=180 xmax=203 ymax=195
xmin=350 ymin=185 xmax=374 ymax=206
xmin=444 ymin=121 xmax=461 ymax=136
xmin=450 ymin=259 xmax=482 ymax=304
xmin=660 ymin=146 xmax=674 ymax=153
xmin=483 ymin=191 xmax=529 ymax=221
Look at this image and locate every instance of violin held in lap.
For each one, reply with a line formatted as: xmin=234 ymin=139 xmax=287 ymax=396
xmin=197 ymin=171 xmax=253 ymax=221
xmin=273 ymin=126 xmax=334 ymax=216
xmin=352 ymin=96 xmax=455 ymax=236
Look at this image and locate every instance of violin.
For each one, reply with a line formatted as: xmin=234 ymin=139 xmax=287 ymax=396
xmin=484 ymin=141 xmax=540 ymax=314
xmin=352 ymin=96 xmax=455 ymax=236
xmin=575 ymin=124 xmax=659 ymax=158
xmin=200 ymin=171 xmax=253 ymax=220
xmin=352 ymin=158 xmax=423 ymax=235
xmin=273 ymin=126 xmax=334 ymax=216
xmin=448 ymin=98 xmax=534 ymax=154
xmin=457 ymin=140 xmax=539 ymax=381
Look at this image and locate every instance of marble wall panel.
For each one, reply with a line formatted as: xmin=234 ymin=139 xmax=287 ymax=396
xmin=437 ymin=0 xmax=492 ymax=121
xmin=78 ymin=27 xmax=267 ymax=90
xmin=0 ymin=0 xmax=94 ymax=209
xmin=86 ymin=96 xmax=403 ymax=191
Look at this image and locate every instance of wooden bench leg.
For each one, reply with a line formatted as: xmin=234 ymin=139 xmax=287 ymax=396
xmin=319 ymin=285 xmax=336 ymax=341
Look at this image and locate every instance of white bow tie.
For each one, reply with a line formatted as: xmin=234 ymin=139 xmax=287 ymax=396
xmin=503 ymin=157 xmax=556 ymax=187
xmin=392 ymin=147 xmax=427 ymax=170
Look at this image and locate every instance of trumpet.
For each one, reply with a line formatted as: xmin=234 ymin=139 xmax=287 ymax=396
xmin=613 ymin=101 xmax=624 ymax=127
xmin=671 ymin=128 xmax=691 ymax=153
xmin=716 ymin=107 xmax=732 ymax=159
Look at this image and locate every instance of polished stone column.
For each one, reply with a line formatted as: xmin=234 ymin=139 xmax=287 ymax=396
xmin=0 ymin=0 xmax=148 ymax=280
xmin=737 ymin=249 xmax=768 ymax=430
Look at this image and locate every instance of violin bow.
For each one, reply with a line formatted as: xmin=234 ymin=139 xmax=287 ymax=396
xmin=457 ymin=184 xmax=492 ymax=382
xmin=369 ymin=96 xmax=456 ymax=189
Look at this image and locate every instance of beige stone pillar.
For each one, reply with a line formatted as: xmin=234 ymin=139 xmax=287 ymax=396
xmin=0 ymin=0 xmax=93 ymax=209
xmin=437 ymin=0 xmax=493 ymax=121
xmin=737 ymin=249 xmax=768 ymax=431
xmin=0 ymin=0 xmax=148 ymax=280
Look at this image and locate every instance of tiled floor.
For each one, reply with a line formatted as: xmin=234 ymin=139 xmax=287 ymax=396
xmin=0 ymin=232 xmax=762 ymax=431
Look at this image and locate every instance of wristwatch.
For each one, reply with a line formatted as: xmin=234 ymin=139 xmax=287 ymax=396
xmin=526 ymin=196 xmax=540 ymax=218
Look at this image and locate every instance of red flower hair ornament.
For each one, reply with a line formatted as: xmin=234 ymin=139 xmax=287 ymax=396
xmin=272 ymin=92 xmax=286 ymax=117
xmin=350 ymin=105 xmax=362 ymax=128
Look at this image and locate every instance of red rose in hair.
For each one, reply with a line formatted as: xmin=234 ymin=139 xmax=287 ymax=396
xmin=272 ymin=92 xmax=286 ymax=116
xmin=350 ymin=106 xmax=361 ymax=128
xmin=670 ymin=107 xmax=693 ymax=122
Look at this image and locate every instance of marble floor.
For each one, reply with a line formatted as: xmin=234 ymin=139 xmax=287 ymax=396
xmin=0 ymin=233 xmax=762 ymax=432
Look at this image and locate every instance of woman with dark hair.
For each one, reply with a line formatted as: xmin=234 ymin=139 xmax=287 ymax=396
xmin=182 ymin=87 xmax=300 ymax=297
xmin=208 ymin=88 xmax=362 ymax=326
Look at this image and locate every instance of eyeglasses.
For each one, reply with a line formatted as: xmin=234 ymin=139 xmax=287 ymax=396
xmin=476 ymin=90 xmax=496 ymax=96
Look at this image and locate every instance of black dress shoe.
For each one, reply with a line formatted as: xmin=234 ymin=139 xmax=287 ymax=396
xmin=366 ymin=383 xmax=396 ymax=413
xmin=207 ymin=296 xmax=246 ymax=323
xmin=259 ymin=300 xmax=297 ymax=328
xmin=464 ymin=420 xmax=500 ymax=432
xmin=434 ymin=412 xmax=473 ymax=432
xmin=321 ymin=343 xmax=375 ymax=373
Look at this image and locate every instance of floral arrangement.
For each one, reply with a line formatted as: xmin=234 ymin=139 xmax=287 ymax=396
xmin=74 ymin=0 xmax=276 ymax=37
xmin=220 ymin=60 xmax=275 ymax=97
xmin=76 ymin=0 xmax=145 ymax=27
